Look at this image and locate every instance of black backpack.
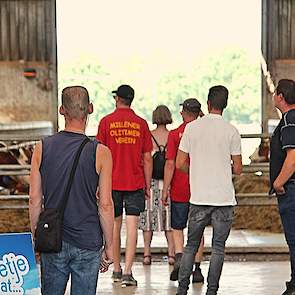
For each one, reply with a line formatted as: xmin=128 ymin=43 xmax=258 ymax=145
xmin=151 ymin=134 xmax=166 ymax=180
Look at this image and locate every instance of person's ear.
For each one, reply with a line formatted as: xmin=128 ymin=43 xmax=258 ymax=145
xmin=278 ymin=93 xmax=285 ymax=103
xmin=207 ymin=100 xmax=211 ymax=111
xmin=59 ymin=105 xmax=65 ymax=115
xmin=88 ymin=103 xmax=93 ymax=114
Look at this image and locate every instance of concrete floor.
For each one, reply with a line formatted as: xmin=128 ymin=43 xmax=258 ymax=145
xmin=90 ymin=261 xmax=290 ymax=295
xmin=64 ymin=226 xmax=290 ymax=294
xmin=134 ymin=228 xmax=288 ymax=254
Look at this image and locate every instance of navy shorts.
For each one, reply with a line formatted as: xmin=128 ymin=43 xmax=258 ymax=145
xmin=171 ymin=201 xmax=190 ymax=230
xmin=112 ymin=189 xmax=145 ymax=218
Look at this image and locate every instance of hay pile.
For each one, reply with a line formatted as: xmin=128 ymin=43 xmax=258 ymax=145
xmin=0 ymin=209 xmax=29 ymax=233
xmin=0 ymin=199 xmax=30 ymax=233
xmin=0 ymin=174 xmax=283 ymax=233
xmin=233 ymin=174 xmax=282 ymax=232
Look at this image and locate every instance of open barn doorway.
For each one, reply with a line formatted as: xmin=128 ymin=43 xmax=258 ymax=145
xmin=56 ymin=0 xmax=261 ymax=163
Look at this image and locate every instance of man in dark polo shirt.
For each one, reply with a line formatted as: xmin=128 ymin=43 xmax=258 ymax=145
xmin=270 ymin=79 xmax=295 ymax=295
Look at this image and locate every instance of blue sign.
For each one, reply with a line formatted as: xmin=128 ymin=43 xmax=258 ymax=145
xmin=0 ymin=233 xmax=40 ymax=294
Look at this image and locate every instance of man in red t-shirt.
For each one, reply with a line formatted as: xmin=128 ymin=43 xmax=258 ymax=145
xmin=97 ymin=84 xmax=153 ymax=287
xmin=162 ymin=98 xmax=204 ymax=283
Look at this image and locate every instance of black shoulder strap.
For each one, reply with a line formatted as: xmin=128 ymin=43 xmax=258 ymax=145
xmin=151 ymin=133 xmax=162 ymax=150
xmin=151 ymin=133 xmax=167 ymax=151
xmin=59 ymin=137 xmax=90 ymax=217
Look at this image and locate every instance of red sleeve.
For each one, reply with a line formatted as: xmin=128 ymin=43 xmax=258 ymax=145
xmin=96 ymin=118 xmax=106 ymax=144
xmin=166 ymin=131 xmax=177 ymax=160
xmin=142 ymin=121 xmax=153 ymax=153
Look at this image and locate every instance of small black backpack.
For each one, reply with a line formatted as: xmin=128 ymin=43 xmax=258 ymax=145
xmin=151 ymin=134 xmax=167 ymax=180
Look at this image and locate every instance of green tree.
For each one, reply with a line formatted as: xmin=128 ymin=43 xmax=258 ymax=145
xmin=59 ymin=48 xmax=261 ymax=130
xmin=157 ymin=48 xmax=261 ymax=125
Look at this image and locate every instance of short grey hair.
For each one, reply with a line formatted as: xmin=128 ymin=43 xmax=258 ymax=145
xmin=61 ymin=86 xmax=90 ymax=119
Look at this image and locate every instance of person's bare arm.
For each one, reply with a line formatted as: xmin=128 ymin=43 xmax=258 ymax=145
xmin=231 ymin=155 xmax=242 ymax=175
xmin=96 ymin=144 xmax=114 ymax=270
xmin=162 ymin=159 xmax=175 ymax=206
xmin=29 ymin=142 xmax=43 ymax=238
xmin=143 ymin=151 xmax=152 ymax=199
xmin=176 ymin=150 xmax=189 ymax=173
xmin=273 ymin=149 xmax=295 ymax=194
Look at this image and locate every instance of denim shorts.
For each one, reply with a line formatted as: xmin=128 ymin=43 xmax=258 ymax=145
xmin=171 ymin=201 xmax=190 ymax=230
xmin=112 ymin=189 xmax=145 ymax=217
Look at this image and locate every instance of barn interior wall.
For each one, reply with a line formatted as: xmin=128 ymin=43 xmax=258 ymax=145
xmin=0 ymin=0 xmax=57 ymax=130
xmin=262 ymin=0 xmax=295 ymax=131
xmin=0 ymin=61 xmax=56 ymax=124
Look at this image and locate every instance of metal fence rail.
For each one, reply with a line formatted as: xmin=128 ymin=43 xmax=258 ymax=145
xmin=241 ymin=133 xmax=270 ymax=139
xmin=0 ymin=193 xmax=277 ymax=209
xmin=0 ymin=163 xmax=270 ymax=176
xmin=0 ymin=133 xmax=272 ymax=209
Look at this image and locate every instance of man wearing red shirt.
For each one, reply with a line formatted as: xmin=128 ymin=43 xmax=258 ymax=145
xmin=97 ymin=84 xmax=153 ymax=287
xmin=162 ymin=98 xmax=204 ymax=283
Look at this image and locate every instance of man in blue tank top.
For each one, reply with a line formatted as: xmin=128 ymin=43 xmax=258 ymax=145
xmin=29 ymin=86 xmax=114 ymax=295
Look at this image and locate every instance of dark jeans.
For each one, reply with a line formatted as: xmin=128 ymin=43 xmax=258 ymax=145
xmin=177 ymin=205 xmax=234 ymax=295
xmin=278 ymin=182 xmax=295 ymax=286
xmin=41 ymin=241 xmax=102 ymax=295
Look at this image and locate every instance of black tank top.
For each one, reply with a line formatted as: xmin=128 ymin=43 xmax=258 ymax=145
xmin=40 ymin=131 xmax=103 ymax=251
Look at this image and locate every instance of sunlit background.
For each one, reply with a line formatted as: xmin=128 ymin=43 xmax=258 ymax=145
xmin=57 ymin=0 xmax=262 ymax=163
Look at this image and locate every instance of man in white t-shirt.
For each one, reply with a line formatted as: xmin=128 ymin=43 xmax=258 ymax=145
xmin=175 ymin=85 xmax=242 ymax=295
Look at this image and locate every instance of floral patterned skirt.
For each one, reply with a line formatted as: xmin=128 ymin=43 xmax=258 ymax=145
xmin=139 ymin=179 xmax=171 ymax=231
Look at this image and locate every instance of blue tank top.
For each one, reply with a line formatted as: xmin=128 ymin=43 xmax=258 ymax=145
xmin=40 ymin=131 xmax=103 ymax=251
